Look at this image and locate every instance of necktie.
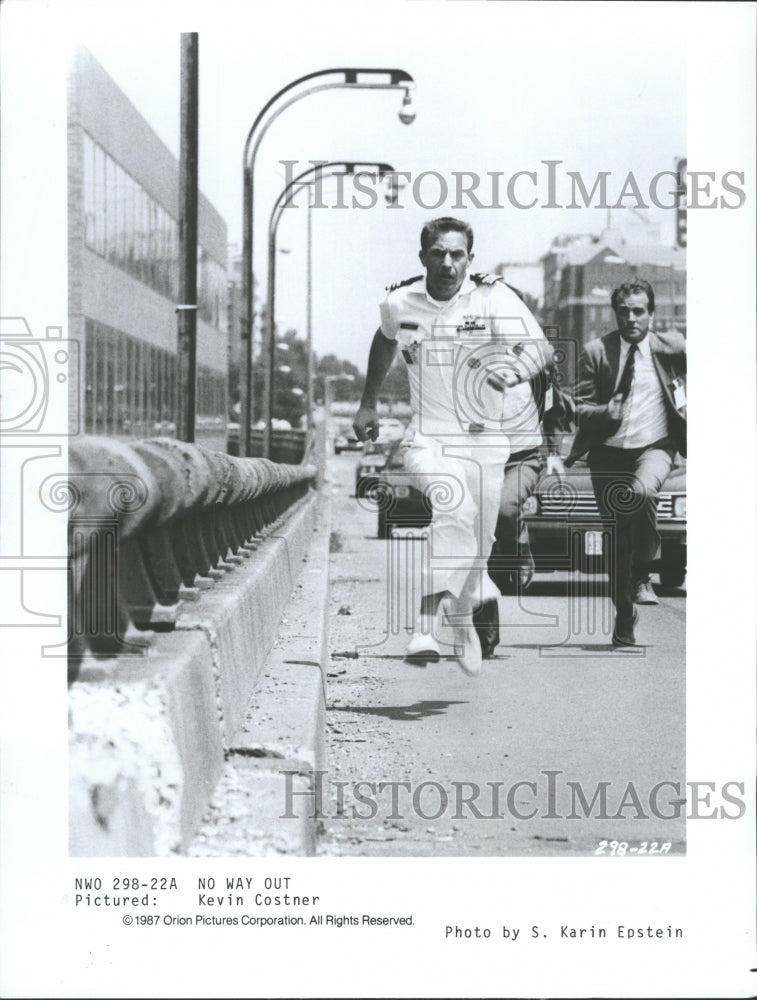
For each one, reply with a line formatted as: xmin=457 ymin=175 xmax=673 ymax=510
xmin=616 ymin=344 xmax=638 ymax=401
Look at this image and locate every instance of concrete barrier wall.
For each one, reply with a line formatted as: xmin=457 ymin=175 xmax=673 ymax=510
xmin=69 ymin=489 xmax=327 ymax=856
xmin=66 ymin=436 xmax=317 ymax=679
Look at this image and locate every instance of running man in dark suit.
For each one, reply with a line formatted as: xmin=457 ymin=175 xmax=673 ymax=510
xmin=473 ymin=362 xmax=575 ymax=658
xmin=565 ymin=279 xmax=687 ymax=646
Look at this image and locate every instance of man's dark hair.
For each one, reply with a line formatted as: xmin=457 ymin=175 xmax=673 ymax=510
xmin=420 ymin=217 xmax=474 ymax=253
xmin=611 ymin=279 xmax=655 ymax=314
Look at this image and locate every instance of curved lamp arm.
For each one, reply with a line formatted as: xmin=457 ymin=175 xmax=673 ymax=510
xmin=241 ymin=67 xmax=414 ymax=456
xmin=268 ymin=161 xmax=395 ymax=240
xmin=243 ymin=68 xmax=414 ymax=169
xmin=262 ymin=161 xmax=395 ymax=458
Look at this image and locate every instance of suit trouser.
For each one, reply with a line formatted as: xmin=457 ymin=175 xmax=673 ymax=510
xmin=588 ymin=438 xmax=676 ymax=621
xmin=487 ymin=447 xmax=543 ymax=592
xmin=402 ymin=431 xmax=505 ymax=607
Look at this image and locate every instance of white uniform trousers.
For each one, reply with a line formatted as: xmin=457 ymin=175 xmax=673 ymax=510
xmin=401 ymin=430 xmax=507 ymax=608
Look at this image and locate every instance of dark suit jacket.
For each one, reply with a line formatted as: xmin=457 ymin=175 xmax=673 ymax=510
xmin=565 ymin=329 xmax=687 ymax=466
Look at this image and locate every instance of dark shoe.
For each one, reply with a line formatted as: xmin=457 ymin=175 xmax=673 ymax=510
xmin=492 ymin=570 xmax=518 ymax=596
xmin=441 ymin=598 xmax=482 ymax=676
xmin=612 ymin=609 xmax=639 ymax=647
xmin=519 ymin=561 xmax=534 ymax=592
xmin=473 ymin=599 xmax=500 ymax=658
xmin=633 ymin=579 xmax=659 ymax=605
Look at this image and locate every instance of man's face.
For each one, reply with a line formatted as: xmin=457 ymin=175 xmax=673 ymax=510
xmin=419 ymin=230 xmax=473 ymax=301
xmin=614 ymin=291 xmax=652 ymax=343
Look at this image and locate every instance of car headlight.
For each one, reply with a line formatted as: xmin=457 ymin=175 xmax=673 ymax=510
xmin=361 ymin=466 xmax=376 ymax=475
xmin=673 ymin=496 xmax=687 ymax=518
xmin=522 ymin=495 xmax=539 ymax=516
xmin=395 ymin=486 xmax=410 ymax=498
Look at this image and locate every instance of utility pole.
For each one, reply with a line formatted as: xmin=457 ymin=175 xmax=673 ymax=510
xmin=306 ymin=191 xmax=314 ymax=429
xmin=675 ymin=157 xmax=687 ymax=248
xmin=176 ymin=32 xmax=199 ymax=442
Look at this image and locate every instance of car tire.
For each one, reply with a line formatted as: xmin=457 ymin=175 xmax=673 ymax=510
xmin=658 ymin=544 xmax=686 ymax=589
xmin=491 ymin=570 xmax=518 ymax=596
xmin=377 ymin=510 xmax=395 ymax=539
xmin=355 ymin=478 xmax=372 ymax=502
xmin=659 ymin=563 xmax=686 ymax=588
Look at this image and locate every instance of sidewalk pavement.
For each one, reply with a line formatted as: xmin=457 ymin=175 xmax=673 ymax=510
xmin=69 ymin=489 xmax=332 ymax=857
xmin=187 ymin=492 xmax=332 ymax=857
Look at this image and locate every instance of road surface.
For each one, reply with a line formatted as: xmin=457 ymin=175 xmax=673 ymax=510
xmin=317 ymin=450 xmax=687 ymax=858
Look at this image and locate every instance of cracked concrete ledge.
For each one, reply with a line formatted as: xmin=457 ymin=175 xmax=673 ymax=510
xmin=188 ymin=492 xmax=332 ymax=857
xmin=69 ymin=489 xmax=330 ymax=857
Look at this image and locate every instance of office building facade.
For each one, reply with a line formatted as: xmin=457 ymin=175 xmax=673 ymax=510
xmin=67 ymin=46 xmax=228 ymax=448
xmin=542 ymin=232 xmax=686 ymax=349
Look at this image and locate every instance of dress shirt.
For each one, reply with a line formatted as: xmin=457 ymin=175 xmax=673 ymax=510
xmin=605 ymin=333 xmax=669 ymax=448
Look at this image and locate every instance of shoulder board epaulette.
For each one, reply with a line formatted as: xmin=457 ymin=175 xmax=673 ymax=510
xmin=385 ymin=274 xmax=424 ymax=292
xmin=470 ymin=272 xmax=505 ymax=286
xmin=471 ymin=273 xmax=526 ymax=302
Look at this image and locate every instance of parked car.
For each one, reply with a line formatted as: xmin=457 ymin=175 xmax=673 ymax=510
xmin=377 ymin=417 xmax=406 ymax=442
xmin=523 ymin=456 xmax=687 ymax=587
xmin=361 ymin=439 xmax=432 ymax=538
xmin=355 ymin=440 xmax=393 ymax=497
xmin=333 ymin=425 xmax=362 ymax=454
xmin=367 ymin=441 xmax=687 ymax=587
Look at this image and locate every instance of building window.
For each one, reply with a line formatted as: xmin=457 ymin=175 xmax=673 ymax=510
xmin=84 ymin=319 xmax=227 ymax=437
xmin=198 ymin=366 xmax=227 ymax=421
xmin=81 ymin=132 xmax=226 ymax=327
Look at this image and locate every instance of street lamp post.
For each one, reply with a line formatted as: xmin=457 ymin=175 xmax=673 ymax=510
xmin=240 ymin=67 xmax=415 ymax=456
xmin=176 ymin=33 xmax=199 ymax=443
xmin=263 ymin=161 xmax=394 ymax=457
xmin=305 ymin=174 xmax=404 ymax=435
xmin=324 ymin=374 xmax=355 ymax=445
xmin=306 ymin=190 xmax=313 ymax=430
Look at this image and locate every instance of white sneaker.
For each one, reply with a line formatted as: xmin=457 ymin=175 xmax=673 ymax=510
xmin=404 ymin=631 xmax=441 ymax=666
xmin=441 ymin=597 xmax=482 ymax=676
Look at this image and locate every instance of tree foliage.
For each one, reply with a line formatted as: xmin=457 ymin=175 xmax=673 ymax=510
xmin=229 ymin=319 xmax=411 ymax=427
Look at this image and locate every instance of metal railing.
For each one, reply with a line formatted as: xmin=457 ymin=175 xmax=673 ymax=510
xmin=66 ymin=436 xmax=316 ymax=682
xmin=226 ymin=426 xmax=307 ymax=464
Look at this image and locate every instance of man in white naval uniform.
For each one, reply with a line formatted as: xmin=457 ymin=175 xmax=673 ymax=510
xmin=353 ymin=217 xmax=552 ymax=676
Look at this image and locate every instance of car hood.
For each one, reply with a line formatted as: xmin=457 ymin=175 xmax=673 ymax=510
xmin=536 ymin=461 xmax=686 ymax=495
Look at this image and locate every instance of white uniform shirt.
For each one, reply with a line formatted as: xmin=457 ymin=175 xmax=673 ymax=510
xmin=379 ymin=275 xmax=549 ymax=448
xmin=605 ymin=333 xmax=669 ymax=448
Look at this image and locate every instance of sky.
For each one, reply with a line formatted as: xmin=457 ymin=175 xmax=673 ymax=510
xmin=0 ymin=4 xmax=755 ymax=997
xmin=32 ymin=0 xmax=690 ymax=367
